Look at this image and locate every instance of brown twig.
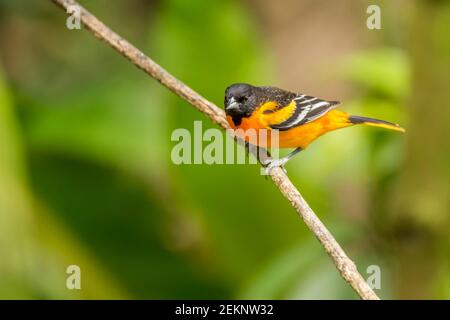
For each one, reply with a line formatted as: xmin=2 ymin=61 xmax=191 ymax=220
xmin=51 ymin=0 xmax=380 ymax=300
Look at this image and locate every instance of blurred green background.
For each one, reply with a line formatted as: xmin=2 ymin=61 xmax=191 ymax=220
xmin=0 ymin=0 xmax=449 ymax=299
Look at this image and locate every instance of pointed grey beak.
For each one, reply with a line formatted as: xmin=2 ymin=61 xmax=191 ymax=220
xmin=226 ymin=97 xmax=239 ymax=111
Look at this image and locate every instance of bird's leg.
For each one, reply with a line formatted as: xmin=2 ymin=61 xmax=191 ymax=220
xmin=244 ymin=141 xmax=251 ymax=155
xmin=262 ymin=147 xmax=302 ymax=175
xmin=257 ymin=146 xmax=271 ymax=163
xmin=244 ymin=142 xmax=271 ymax=162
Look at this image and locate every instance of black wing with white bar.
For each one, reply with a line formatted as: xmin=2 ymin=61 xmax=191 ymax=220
xmin=270 ymin=94 xmax=340 ymax=131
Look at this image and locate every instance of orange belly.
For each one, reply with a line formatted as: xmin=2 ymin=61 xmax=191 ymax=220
xmin=227 ymin=109 xmax=352 ymax=149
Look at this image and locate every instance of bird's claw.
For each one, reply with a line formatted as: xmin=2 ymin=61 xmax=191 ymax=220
xmin=262 ymin=158 xmax=288 ymax=175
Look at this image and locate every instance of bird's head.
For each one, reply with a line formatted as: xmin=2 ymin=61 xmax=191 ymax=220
xmin=224 ymin=83 xmax=259 ymax=118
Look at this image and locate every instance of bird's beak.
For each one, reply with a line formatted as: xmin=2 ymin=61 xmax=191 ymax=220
xmin=226 ymin=97 xmax=239 ymax=111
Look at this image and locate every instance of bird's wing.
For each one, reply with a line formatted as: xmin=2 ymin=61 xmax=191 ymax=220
xmin=268 ymin=94 xmax=340 ymax=131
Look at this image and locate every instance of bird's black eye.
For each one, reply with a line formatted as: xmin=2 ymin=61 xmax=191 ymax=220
xmin=237 ymin=96 xmax=247 ymax=103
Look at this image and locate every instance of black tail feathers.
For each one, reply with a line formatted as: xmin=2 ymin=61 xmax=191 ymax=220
xmin=349 ymin=115 xmax=405 ymax=133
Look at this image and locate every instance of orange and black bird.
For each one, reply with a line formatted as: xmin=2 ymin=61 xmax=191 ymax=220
xmin=224 ymin=83 xmax=404 ymax=172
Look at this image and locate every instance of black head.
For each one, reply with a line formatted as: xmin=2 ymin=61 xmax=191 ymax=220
xmin=224 ymin=83 xmax=259 ymax=119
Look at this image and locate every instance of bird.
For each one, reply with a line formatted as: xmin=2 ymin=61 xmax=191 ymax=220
xmin=224 ymin=83 xmax=405 ymax=173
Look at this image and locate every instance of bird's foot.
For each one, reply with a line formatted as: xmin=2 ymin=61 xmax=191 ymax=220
xmin=262 ymin=158 xmax=288 ymax=175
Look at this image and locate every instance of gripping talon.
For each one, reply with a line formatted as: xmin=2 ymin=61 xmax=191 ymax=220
xmin=263 ymin=159 xmax=288 ymax=175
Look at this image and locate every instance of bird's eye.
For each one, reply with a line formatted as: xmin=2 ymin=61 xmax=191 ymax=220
xmin=237 ymin=96 xmax=247 ymax=103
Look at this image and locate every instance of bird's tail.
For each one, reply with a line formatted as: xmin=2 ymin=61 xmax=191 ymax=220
xmin=349 ymin=115 xmax=405 ymax=133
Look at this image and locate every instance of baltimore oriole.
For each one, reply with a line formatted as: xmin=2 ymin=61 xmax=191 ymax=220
xmin=224 ymin=83 xmax=404 ymax=172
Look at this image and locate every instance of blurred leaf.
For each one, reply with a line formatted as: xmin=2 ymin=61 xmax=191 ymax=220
xmin=0 ymin=64 xmax=127 ymax=299
xmin=237 ymin=241 xmax=321 ymax=299
xmin=341 ymin=48 xmax=410 ymax=100
xmin=24 ymin=79 xmax=168 ymax=173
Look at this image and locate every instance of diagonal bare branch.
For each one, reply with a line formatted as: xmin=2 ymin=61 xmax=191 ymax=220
xmin=51 ymin=0 xmax=380 ymax=300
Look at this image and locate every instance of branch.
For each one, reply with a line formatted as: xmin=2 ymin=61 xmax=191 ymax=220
xmin=51 ymin=0 xmax=380 ymax=300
